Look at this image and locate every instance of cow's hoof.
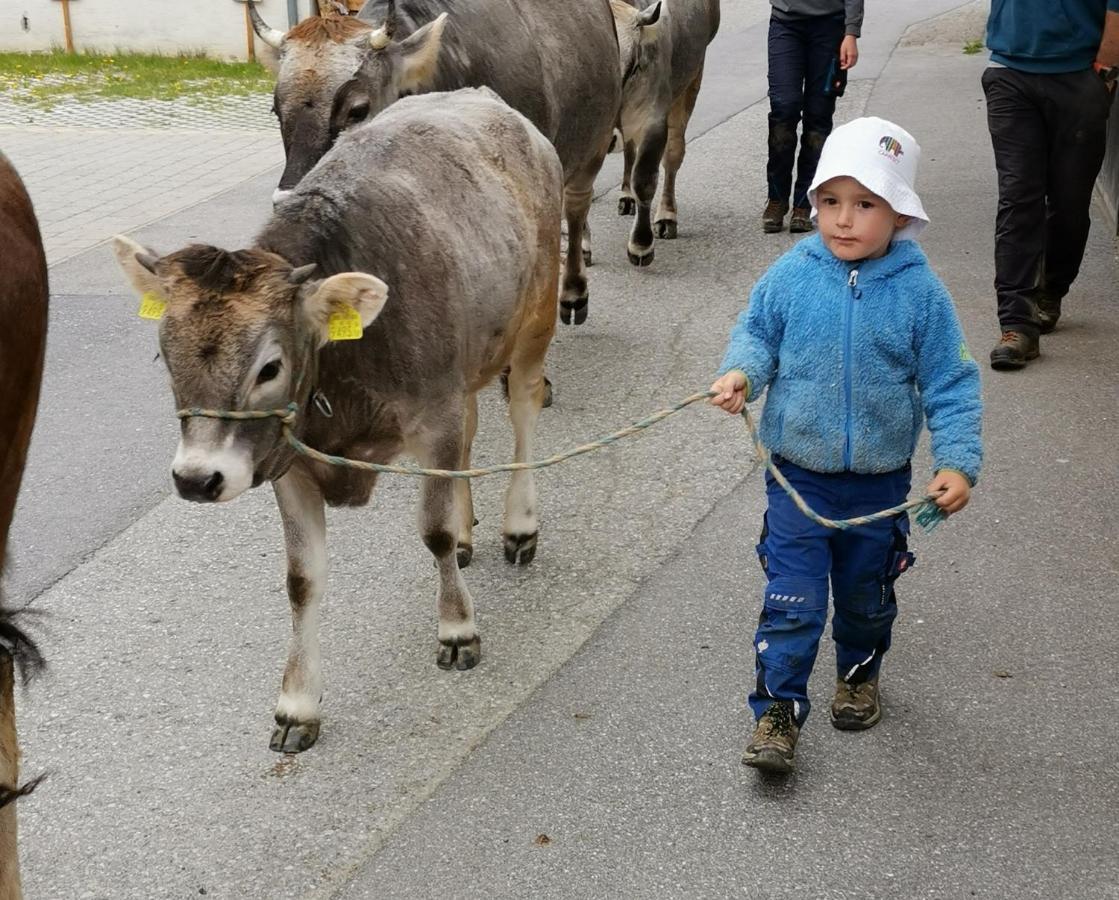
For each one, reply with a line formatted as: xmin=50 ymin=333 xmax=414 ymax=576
xmin=582 ymin=247 xmax=593 ymax=267
xmin=437 ymin=635 xmax=481 ymax=671
xmin=270 ymin=719 xmax=320 ymax=753
xmin=627 ymin=247 xmax=655 ymax=267
xmin=543 ymin=376 xmax=554 ymax=409
xmin=560 ymin=297 xmax=588 ymax=326
xmin=456 ymin=544 xmax=473 ymax=568
xmin=618 ymin=197 xmax=636 ymax=216
xmin=655 ymin=219 xmax=677 ymax=239
xmin=503 ymin=531 xmax=538 ymax=566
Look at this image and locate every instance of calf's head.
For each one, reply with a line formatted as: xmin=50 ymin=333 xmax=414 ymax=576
xmin=113 ymin=235 xmax=387 ymax=503
xmin=611 ymin=0 xmax=663 ymax=85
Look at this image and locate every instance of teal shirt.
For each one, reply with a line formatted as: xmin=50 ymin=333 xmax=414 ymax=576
xmin=987 ymin=0 xmax=1119 ymax=73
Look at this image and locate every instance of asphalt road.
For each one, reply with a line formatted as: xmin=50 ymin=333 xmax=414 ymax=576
xmin=9 ymin=2 xmax=1119 ymax=898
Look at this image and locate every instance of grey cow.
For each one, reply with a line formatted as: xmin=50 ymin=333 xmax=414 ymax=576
xmin=250 ymin=0 xmax=621 ymax=326
xmin=113 ymin=89 xmax=563 ymax=753
xmin=611 ymin=0 xmax=720 ymax=265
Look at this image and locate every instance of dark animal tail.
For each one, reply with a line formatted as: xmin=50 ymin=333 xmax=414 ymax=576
xmin=0 ymin=600 xmax=46 ymax=809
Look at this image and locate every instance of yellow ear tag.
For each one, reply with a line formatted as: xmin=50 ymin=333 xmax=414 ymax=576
xmin=138 ymin=292 xmax=167 ymax=321
xmin=327 ymin=306 xmax=364 ymax=341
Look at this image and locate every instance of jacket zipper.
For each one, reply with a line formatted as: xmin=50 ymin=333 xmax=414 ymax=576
xmin=843 ymin=268 xmax=859 ymax=470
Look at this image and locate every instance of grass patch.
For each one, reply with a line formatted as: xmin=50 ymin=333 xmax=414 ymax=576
xmin=963 ymin=39 xmax=984 ymax=55
xmin=0 ymin=50 xmax=274 ymax=108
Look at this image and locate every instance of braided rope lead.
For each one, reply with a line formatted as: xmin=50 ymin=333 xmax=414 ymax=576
xmin=177 ymin=390 xmax=947 ymax=532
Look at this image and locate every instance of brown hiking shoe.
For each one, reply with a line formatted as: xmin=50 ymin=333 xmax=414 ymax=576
xmin=762 ymin=199 xmax=790 ymax=234
xmin=830 ymin=677 xmax=881 ymax=731
xmin=742 ymin=701 xmax=799 ymax=773
xmin=1035 ymin=294 xmax=1062 ymax=334
xmin=989 ymin=330 xmax=1040 ymax=370
xmin=788 ymin=206 xmax=813 ymax=233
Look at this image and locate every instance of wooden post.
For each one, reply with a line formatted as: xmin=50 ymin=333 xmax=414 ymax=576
xmin=58 ymin=0 xmax=75 ymax=53
xmin=243 ymin=0 xmax=256 ymax=62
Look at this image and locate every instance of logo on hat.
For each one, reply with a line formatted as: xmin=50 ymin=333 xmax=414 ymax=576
xmin=878 ymin=136 xmax=904 ymax=160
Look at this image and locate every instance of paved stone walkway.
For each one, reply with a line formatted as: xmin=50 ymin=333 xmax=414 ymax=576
xmin=1 ymin=125 xmax=283 ymax=265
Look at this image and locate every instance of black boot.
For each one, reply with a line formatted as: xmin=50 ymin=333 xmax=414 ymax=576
xmin=989 ymin=331 xmax=1040 ymax=370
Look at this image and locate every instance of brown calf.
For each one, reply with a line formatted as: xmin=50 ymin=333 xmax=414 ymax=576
xmin=0 ymin=154 xmax=49 ymax=898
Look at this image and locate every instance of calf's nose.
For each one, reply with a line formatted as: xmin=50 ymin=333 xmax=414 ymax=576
xmin=173 ymin=469 xmax=225 ymax=503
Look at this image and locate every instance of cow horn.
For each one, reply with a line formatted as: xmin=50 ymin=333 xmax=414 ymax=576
xmin=369 ymin=0 xmax=396 ymax=48
xmin=288 ymin=263 xmax=318 ymax=284
xmin=247 ymin=1 xmax=286 ymax=50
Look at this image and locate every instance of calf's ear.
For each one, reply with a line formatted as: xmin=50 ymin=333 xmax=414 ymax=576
xmin=112 ymin=234 xmax=166 ymax=299
xmin=303 ymin=272 xmax=389 ymax=342
xmin=397 ymin=12 xmax=448 ymax=93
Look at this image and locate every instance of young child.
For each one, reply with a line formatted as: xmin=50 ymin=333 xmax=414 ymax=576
xmin=711 ymin=116 xmax=982 ymax=775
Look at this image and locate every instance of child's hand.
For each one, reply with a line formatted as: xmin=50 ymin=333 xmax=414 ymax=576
xmin=709 ymin=370 xmax=748 ymax=415
xmin=925 ymin=470 xmax=970 ymax=515
xmin=839 ymin=35 xmax=858 ymax=70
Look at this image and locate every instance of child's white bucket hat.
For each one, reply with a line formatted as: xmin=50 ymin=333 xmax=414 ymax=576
xmin=808 ymin=116 xmax=929 ymax=241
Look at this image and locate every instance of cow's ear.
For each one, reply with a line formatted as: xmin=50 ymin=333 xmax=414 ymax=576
xmin=396 ymin=12 xmax=448 ymax=93
xmin=112 ymin=234 xmax=166 ymax=298
xmin=303 ymin=272 xmax=389 ymax=342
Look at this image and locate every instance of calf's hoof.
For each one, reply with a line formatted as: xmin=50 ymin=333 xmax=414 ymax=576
xmin=270 ymin=719 xmax=320 ymax=753
xmin=560 ymin=297 xmax=588 ymax=326
xmin=437 ymin=635 xmax=482 ymax=671
xmin=503 ymin=531 xmax=538 ymax=566
xmin=627 ymin=247 xmax=655 ymax=267
xmin=655 ymin=219 xmax=677 ymax=239
xmin=456 ymin=544 xmax=473 ymax=568
xmin=618 ymin=197 xmax=636 ymax=216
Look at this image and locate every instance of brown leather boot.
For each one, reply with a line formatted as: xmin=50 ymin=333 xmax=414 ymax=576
xmin=989 ymin=331 xmax=1040 ymax=370
xmin=762 ymin=199 xmax=789 ymax=234
xmin=830 ymin=677 xmax=881 ymax=730
xmin=742 ymin=700 xmax=799 ymax=774
xmin=788 ymin=206 xmax=813 ymax=233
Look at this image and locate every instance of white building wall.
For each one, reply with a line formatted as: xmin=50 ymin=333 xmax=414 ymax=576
xmin=0 ymin=0 xmax=308 ymax=60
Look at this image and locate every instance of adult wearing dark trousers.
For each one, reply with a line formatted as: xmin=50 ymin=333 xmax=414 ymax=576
xmin=984 ymin=0 xmax=1119 ymax=371
xmin=763 ymin=0 xmax=862 ymax=235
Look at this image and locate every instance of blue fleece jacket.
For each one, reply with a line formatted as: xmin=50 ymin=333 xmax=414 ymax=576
xmin=718 ymin=234 xmax=983 ymax=484
xmin=987 ymin=0 xmax=1119 ymax=74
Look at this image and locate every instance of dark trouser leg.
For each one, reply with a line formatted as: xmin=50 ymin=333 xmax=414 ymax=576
xmin=829 ymin=468 xmax=913 ymax=683
xmin=793 ymin=14 xmax=844 ymax=209
xmin=749 ymin=461 xmax=834 ymax=727
xmin=982 ymin=67 xmax=1049 ymax=336
xmin=1040 ymin=70 xmax=1112 ymax=301
xmin=767 ymin=16 xmax=807 ymax=204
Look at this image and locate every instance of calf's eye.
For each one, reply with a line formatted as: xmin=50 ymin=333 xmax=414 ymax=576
xmin=257 ymin=360 xmax=282 ymax=384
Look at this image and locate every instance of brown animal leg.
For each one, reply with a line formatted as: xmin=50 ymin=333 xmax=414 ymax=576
xmin=455 ymin=392 xmax=478 ymax=568
xmin=412 ymin=419 xmax=479 ymax=671
xmin=656 ymin=63 xmax=705 ymax=240
xmin=559 ymin=181 xmax=593 ymax=325
xmin=0 ymin=657 xmax=21 ymax=899
xmin=270 ymin=465 xmax=328 ymax=753
xmin=618 ymin=139 xmax=637 ymax=216
xmin=628 ymin=121 xmax=668 ymax=267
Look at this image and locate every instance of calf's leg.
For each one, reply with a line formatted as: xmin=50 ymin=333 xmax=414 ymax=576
xmin=628 ymin=121 xmax=668 ymax=267
xmin=619 ymin=139 xmax=637 ymax=216
xmin=656 ymin=63 xmax=705 ymax=240
xmin=271 ymin=466 xmax=327 ymax=753
xmin=454 ymin=392 xmax=478 ymax=568
xmin=413 ymin=418 xmax=480 ymax=671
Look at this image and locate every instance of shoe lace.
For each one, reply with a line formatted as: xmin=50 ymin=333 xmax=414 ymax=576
xmin=764 ymin=702 xmax=795 ymax=735
xmin=998 ymin=332 xmax=1022 ymax=345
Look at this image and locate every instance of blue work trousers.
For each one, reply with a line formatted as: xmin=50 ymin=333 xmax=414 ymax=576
xmin=766 ymin=12 xmax=846 ymax=209
xmin=749 ymin=459 xmax=915 ymax=726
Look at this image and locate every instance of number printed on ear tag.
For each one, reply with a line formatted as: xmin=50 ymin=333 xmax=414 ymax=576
xmin=138 ymin=292 xmax=167 ymax=320
xmin=328 ymin=306 xmax=364 ymax=341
